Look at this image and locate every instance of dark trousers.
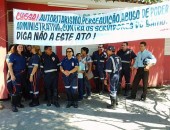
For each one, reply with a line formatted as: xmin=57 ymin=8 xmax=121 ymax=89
xmin=7 ymin=71 xmax=25 ymax=95
xmin=29 ymin=71 xmax=41 ymax=98
xmin=78 ymin=78 xmax=83 ymax=99
xmin=62 ymin=73 xmax=78 ymax=102
xmin=131 ymin=67 xmax=149 ymax=98
xmin=119 ymin=67 xmax=131 ymax=85
xmin=44 ymin=72 xmax=59 ymax=102
xmin=119 ymin=67 xmax=131 ymax=93
xmin=93 ymin=69 xmax=105 ymax=92
xmin=110 ymin=73 xmax=119 ymax=99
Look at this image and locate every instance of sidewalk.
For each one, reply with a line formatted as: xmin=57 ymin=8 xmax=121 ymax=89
xmin=0 ymin=87 xmax=170 ymax=130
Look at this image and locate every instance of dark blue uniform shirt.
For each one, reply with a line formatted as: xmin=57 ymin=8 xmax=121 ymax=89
xmin=61 ymin=56 xmax=79 ymax=71
xmin=28 ymin=54 xmax=40 ymax=74
xmin=41 ymin=52 xmax=60 ymax=72
xmin=9 ymin=53 xmax=26 ymax=72
xmin=105 ymin=54 xmax=122 ymax=76
xmin=91 ymin=51 xmax=107 ymax=70
xmin=117 ymin=49 xmax=136 ymax=68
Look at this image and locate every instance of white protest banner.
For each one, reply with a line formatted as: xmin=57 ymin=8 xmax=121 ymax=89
xmin=13 ymin=2 xmax=170 ymax=46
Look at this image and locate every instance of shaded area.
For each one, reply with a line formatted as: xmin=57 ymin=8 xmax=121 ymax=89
xmin=0 ymin=87 xmax=170 ymax=130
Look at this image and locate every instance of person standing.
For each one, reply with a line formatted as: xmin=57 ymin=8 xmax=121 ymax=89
xmin=6 ymin=45 xmax=15 ymax=95
xmin=127 ymin=41 xmax=157 ymax=101
xmin=76 ymin=53 xmax=85 ymax=101
xmin=8 ymin=44 xmax=26 ymax=112
xmin=81 ymin=47 xmax=92 ymax=99
xmin=104 ymin=46 xmax=122 ymax=109
xmin=42 ymin=46 xmax=60 ymax=107
xmin=92 ymin=44 xmax=107 ymax=94
xmin=117 ymin=42 xmax=136 ymax=96
xmin=28 ymin=46 xmax=41 ymax=107
xmin=60 ymin=48 xmax=79 ymax=108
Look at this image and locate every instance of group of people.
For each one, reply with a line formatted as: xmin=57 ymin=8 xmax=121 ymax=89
xmin=4 ymin=41 xmax=156 ymax=112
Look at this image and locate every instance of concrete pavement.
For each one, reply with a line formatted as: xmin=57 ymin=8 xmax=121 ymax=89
xmin=0 ymin=86 xmax=170 ymax=130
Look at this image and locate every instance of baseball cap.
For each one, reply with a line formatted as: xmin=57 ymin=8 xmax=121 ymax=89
xmin=106 ymin=46 xmax=115 ymax=52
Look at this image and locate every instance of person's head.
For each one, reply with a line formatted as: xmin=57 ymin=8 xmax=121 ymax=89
xmin=121 ymin=42 xmax=128 ymax=51
xmin=106 ymin=46 xmax=115 ymax=56
xmin=98 ymin=44 xmax=104 ymax=51
xmin=76 ymin=53 xmax=82 ymax=61
xmin=81 ymin=47 xmax=89 ymax=55
xmin=14 ymin=44 xmax=24 ymax=55
xmin=44 ymin=46 xmax=52 ymax=55
xmin=26 ymin=45 xmax=32 ymax=51
xmin=8 ymin=44 xmax=15 ymax=54
xmin=31 ymin=46 xmax=42 ymax=56
xmin=140 ymin=41 xmax=146 ymax=52
xmin=66 ymin=48 xmax=74 ymax=58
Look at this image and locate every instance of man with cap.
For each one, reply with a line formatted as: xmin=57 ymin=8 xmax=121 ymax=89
xmin=117 ymin=42 xmax=136 ymax=96
xmin=127 ymin=41 xmax=156 ymax=101
xmin=104 ymin=46 xmax=122 ymax=109
xmin=92 ymin=44 xmax=107 ymax=94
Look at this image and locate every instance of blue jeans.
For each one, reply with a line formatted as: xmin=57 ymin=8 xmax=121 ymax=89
xmin=84 ymin=76 xmax=91 ymax=96
xmin=110 ymin=73 xmax=119 ymax=99
xmin=78 ymin=78 xmax=83 ymax=99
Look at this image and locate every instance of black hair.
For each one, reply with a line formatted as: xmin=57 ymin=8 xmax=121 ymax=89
xmin=8 ymin=44 xmax=15 ymax=52
xmin=44 ymin=46 xmax=52 ymax=50
xmin=140 ymin=41 xmax=147 ymax=46
xmin=76 ymin=53 xmax=81 ymax=57
xmin=66 ymin=48 xmax=74 ymax=56
xmin=123 ymin=42 xmax=128 ymax=46
xmin=81 ymin=47 xmax=89 ymax=54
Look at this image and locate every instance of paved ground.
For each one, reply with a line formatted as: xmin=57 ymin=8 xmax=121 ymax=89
xmin=0 ymin=86 xmax=170 ymax=130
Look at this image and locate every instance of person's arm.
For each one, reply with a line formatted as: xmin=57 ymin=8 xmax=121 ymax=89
xmin=29 ymin=66 xmax=38 ymax=82
xmin=104 ymin=58 xmax=112 ymax=85
xmin=8 ymin=63 xmax=15 ymax=81
xmin=130 ymin=50 xmax=136 ymax=68
xmin=29 ymin=55 xmax=40 ymax=82
xmin=60 ymin=66 xmax=68 ymax=76
xmin=69 ymin=58 xmax=79 ymax=75
xmin=87 ymin=62 xmax=92 ymax=73
xmin=69 ymin=66 xmax=78 ymax=74
xmin=133 ymin=53 xmax=139 ymax=69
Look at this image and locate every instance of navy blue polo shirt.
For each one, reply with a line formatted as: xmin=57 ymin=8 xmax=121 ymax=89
xmin=41 ymin=52 xmax=60 ymax=71
xmin=61 ymin=56 xmax=79 ymax=71
xmin=28 ymin=54 xmax=40 ymax=73
xmin=117 ymin=49 xmax=136 ymax=67
xmin=91 ymin=51 xmax=107 ymax=70
xmin=9 ymin=53 xmax=26 ymax=72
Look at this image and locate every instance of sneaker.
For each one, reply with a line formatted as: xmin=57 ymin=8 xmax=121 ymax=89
xmin=140 ymin=96 xmax=146 ymax=101
xmin=87 ymin=96 xmax=92 ymax=100
xmin=99 ymin=91 xmax=104 ymax=95
xmin=107 ymin=104 xmax=116 ymax=109
xmin=83 ymin=94 xmax=87 ymax=97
